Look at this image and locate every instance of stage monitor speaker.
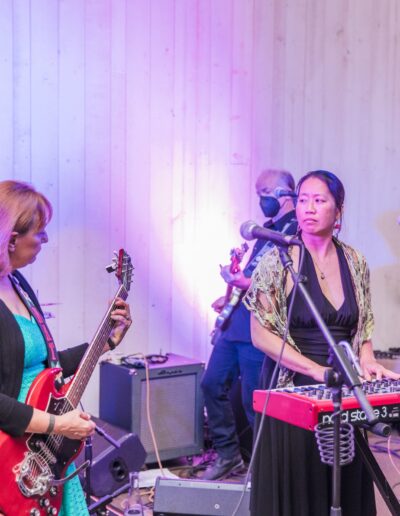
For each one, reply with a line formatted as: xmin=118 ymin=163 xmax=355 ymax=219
xmin=153 ymin=477 xmax=251 ymax=516
xmin=99 ymin=353 xmax=205 ymax=463
xmin=75 ymin=418 xmax=146 ymax=497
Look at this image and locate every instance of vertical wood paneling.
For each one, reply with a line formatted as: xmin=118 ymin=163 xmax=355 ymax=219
xmin=269 ymin=2 xmax=288 ymax=166
xmin=124 ymin=0 xmax=151 ymax=358
xmin=191 ymin=0 xmax=215 ymax=359
xmin=229 ymin=0 xmax=254 ymax=232
xmin=207 ymin=0 xmax=235 ymax=241
xmin=82 ymin=0 xmax=114 ymax=413
xmin=302 ymin=0 xmax=326 ymax=170
xmin=0 ymin=1 xmax=13 ymax=176
xmin=109 ymin=0 xmax=127 ymax=252
xmin=230 ymin=0 xmax=254 ymax=169
xmin=2 ymin=0 xmax=400 ymax=414
xmin=29 ymin=0 xmax=60 ymax=325
xmin=251 ymin=0 xmax=275 ymax=198
xmin=58 ymin=0 xmax=86 ymax=348
xmin=84 ymin=0 xmax=112 ymax=328
xmin=281 ymin=0 xmax=306 ymax=173
xmin=170 ymin=0 xmax=198 ymax=359
xmin=147 ymin=0 xmax=175 ymax=354
xmin=12 ymin=0 xmax=32 ymax=182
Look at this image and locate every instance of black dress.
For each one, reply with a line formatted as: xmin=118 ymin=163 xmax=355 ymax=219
xmin=250 ymin=244 xmax=376 ymax=516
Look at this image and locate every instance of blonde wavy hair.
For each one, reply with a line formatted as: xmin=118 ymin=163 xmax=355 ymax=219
xmin=0 ymin=180 xmax=52 ymax=278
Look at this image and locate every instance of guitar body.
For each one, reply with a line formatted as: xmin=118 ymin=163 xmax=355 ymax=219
xmin=211 ymin=288 xmax=243 ymax=345
xmin=215 ymin=287 xmax=243 ymax=330
xmin=0 ymin=368 xmax=82 ymax=516
xmin=211 ymin=243 xmax=248 ymax=345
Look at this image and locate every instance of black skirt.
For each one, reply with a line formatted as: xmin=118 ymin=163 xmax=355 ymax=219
xmin=250 ymin=414 xmax=376 ymax=516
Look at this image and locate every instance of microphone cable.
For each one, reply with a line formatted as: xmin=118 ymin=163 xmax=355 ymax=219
xmin=231 ymin=243 xmax=305 ymax=516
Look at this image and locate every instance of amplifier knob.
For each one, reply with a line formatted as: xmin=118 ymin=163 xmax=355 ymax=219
xmin=29 ymin=509 xmax=40 ymax=516
xmin=39 ymin=498 xmax=50 ymax=507
xmin=47 ymin=507 xmax=58 ymax=515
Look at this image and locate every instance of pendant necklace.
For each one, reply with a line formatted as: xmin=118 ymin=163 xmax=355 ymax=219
xmin=311 ymin=256 xmax=326 ymax=280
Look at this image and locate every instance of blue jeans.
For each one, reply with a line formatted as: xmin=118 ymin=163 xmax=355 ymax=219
xmin=201 ymin=337 xmax=264 ymax=459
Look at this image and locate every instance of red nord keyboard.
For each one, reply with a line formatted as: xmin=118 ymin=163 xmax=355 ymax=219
xmin=253 ymin=379 xmax=400 ymax=431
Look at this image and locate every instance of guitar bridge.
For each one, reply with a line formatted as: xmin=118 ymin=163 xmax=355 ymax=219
xmin=16 ymin=449 xmax=55 ymax=497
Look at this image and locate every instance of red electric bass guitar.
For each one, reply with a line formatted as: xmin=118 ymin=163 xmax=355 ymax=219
xmin=210 ymin=243 xmax=249 ymax=345
xmin=0 ymin=249 xmax=133 ymax=516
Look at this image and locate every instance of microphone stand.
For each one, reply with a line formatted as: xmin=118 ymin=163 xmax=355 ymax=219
xmin=277 ymin=245 xmax=391 ymax=516
xmin=85 ymin=436 xmax=93 ymax=507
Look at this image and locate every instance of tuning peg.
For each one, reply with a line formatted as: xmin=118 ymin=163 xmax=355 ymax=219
xmin=106 ymin=251 xmax=119 ymax=273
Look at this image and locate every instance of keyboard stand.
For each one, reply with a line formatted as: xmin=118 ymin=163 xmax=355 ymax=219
xmin=355 ymin=429 xmax=400 ymax=515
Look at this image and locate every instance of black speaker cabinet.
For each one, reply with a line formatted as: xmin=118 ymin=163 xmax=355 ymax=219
xmin=76 ymin=418 xmax=146 ymax=497
xmin=153 ymin=477 xmax=251 ymax=516
xmin=100 ymin=353 xmax=205 ymax=463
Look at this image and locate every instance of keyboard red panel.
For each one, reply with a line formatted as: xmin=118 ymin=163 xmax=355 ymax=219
xmin=253 ymin=380 xmax=400 ymax=431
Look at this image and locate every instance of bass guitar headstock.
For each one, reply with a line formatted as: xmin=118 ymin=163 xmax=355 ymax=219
xmin=106 ymin=249 xmax=134 ymax=291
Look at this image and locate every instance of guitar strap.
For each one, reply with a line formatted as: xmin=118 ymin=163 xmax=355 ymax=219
xmin=9 ymin=274 xmax=63 ymax=374
xmin=243 ymin=216 xmax=297 ymax=277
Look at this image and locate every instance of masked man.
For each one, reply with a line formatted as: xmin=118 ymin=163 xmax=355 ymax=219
xmin=201 ymin=169 xmax=297 ymax=480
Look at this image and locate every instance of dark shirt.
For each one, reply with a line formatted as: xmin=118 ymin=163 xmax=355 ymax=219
xmin=287 ymin=243 xmax=359 ymax=386
xmin=0 ymin=271 xmax=88 ymax=436
xmin=223 ymin=211 xmax=297 ymax=342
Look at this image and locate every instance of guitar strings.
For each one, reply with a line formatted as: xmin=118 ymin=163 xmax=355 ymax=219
xmin=31 ymin=316 xmax=117 ymax=479
xmin=31 ymin=285 xmax=129 ymax=483
xmin=45 ymin=313 xmax=116 ymax=451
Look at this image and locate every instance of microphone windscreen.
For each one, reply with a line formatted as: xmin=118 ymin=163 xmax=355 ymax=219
xmin=240 ymin=220 xmax=257 ymax=240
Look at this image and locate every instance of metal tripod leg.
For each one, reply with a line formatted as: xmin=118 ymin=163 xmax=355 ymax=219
xmin=354 ymin=428 xmax=400 ymax=516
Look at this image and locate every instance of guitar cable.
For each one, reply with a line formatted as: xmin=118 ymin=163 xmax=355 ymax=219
xmin=121 ymin=352 xmax=168 ymax=369
xmin=116 ymin=352 xmax=167 ymax=477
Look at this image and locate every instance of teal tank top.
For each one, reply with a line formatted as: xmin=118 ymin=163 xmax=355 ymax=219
xmin=16 ymin=314 xmax=88 ymax=516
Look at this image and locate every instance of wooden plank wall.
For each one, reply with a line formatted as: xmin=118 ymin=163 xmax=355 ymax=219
xmin=0 ymin=0 xmax=399 ymax=413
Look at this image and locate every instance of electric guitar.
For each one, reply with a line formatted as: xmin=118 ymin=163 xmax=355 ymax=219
xmin=211 ymin=243 xmax=249 ymax=345
xmin=0 ymin=249 xmax=133 ymax=516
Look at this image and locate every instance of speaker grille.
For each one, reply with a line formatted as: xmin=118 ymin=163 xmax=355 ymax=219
xmin=140 ymin=374 xmax=197 ymax=453
xmin=153 ymin=477 xmax=250 ymax=516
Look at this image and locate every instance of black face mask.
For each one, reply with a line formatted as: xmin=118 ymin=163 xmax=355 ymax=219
xmin=259 ymin=196 xmax=280 ymax=218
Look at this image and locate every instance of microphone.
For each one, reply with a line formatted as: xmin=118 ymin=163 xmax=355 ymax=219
xmin=274 ymin=187 xmax=297 ymax=198
xmin=240 ymin=220 xmax=302 ymax=247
